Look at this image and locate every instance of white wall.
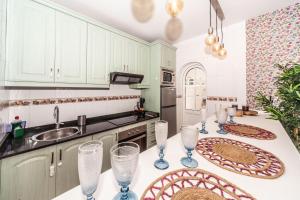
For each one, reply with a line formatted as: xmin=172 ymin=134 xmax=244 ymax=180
xmin=8 ymin=85 xmax=141 ymax=127
xmin=175 ymin=21 xmax=247 ymax=128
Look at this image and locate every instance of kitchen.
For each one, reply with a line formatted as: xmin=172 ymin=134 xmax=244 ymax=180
xmin=0 ymin=0 xmax=300 ymax=200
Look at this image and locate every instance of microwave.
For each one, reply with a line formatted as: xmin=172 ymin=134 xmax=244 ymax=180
xmin=161 ymin=68 xmax=175 ymax=87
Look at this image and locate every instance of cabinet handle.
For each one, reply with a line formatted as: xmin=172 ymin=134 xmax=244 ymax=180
xmin=51 ymin=152 xmax=54 ymax=165
xmin=57 ymin=149 xmax=62 ymax=167
xmin=123 ymin=65 xmax=125 ymax=71
xmin=50 ymin=68 xmax=53 ymax=77
xmin=49 ymin=152 xmax=55 ymax=177
xmin=57 ymin=68 xmax=60 ymax=78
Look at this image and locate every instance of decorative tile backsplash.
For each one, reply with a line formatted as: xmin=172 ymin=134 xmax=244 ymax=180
xmin=8 ymin=95 xmax=141 ymax=107
xmin=207 ymin=96 xmax=238 ymax=102
xmin=246 ymin=3 xmax=300 ymax=108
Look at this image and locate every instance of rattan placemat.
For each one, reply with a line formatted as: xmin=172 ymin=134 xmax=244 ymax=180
xmin=140 ymin=168 xmax=256 ymax=200
xmin=224 ymin=124 xmax=276 ymax=140
xmin=196 ymin=137 xmax=284 ymax=179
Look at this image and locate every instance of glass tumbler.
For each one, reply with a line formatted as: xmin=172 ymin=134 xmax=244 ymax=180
xmin=154 ymin=120 xmax=169 ymax=170
xmin=111 ymin=142 xmax=140 ymax=200
xmin=217 ymin=108 xmax=228 ymax=134
xmin=180 ymin=126 xmax=199 ymax=168
xmin=78 ymin=140 xmax=103 ymax=200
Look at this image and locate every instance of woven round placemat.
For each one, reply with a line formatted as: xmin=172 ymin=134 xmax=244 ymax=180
xmin=224 ymin=124 xmax=276 ymax=140
xmin=196 ymin=137 xmax=284 ymax=179
xmin=140 ymin=168 xmax=256 ymax=200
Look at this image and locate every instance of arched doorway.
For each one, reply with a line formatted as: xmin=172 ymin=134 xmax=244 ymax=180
xmin=177 ymin=62 xmax=207 ymax=127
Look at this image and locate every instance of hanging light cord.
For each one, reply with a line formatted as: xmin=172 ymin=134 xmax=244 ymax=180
xmin=221 ymin=20 xmax=224 ymax=44
xmin=215 ymin=9 xmax=218 ymax=37
xmin=209 ymin=0 xmax=212 ymax=27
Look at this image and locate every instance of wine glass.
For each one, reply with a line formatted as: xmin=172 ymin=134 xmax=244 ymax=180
xmin=180 ymin=126 xmax=199 ymax=168
xmin=199 ymin=108 xmax=208 ymax=134
xmin=217 ymin=108 xmax=228 ymax=134
xmin=78 ymin=140 xmax=103 ymax=200
xmin=111 ymin=142 xmax=140 ymax=200
xmin=154 ymin=120 xmax=169 ymax=170
xmin=227 ymin=107 xmax=237 ymax=124
xmin=214 ymin=103 xmax=221 ymax=123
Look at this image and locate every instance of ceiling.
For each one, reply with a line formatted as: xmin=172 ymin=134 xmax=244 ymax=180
xmin=50 ymin=0 xmax=299 ymax=43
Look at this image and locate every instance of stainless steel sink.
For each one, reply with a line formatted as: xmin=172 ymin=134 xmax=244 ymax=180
xmin=31 ymin=127 xmax=80 ymax=142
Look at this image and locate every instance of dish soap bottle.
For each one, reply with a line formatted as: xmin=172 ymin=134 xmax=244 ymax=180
xmin=11 ymin=116 xmax=24 ymax=138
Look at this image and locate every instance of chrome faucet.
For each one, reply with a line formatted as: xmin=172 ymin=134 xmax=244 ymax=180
xmin=53 ymin=106 xmax=63 ymax=129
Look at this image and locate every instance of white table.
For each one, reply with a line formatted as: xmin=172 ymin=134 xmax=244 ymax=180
xmin=53 ymin=113 xmax=300 ymax=200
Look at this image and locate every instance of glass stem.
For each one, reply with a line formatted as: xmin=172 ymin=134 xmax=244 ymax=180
xmin=86 ymin=194 xmax=94 ymax=200
xmin=120 ymin=186 xmax=129 ymax=200
xmin=220 ymin=124 xmax=224 ymax=132
xmin=230 ymin=116 xmax=233 ymax=122
xmin=187 ymin=149 xmax=192 ymax=161
xmin=159 ymin=147 xmax=164 ymax=161
xmin=202 ymin=122 xmax=206 ymax=132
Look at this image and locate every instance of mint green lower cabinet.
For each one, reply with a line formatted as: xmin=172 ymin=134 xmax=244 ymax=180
xmin=55 ymin=136 xmax=92 ymax=196
xmin=92 ymin=130 xmax=118 ymax=172
xmin=0 ymin=146 xmax=56 ymax=200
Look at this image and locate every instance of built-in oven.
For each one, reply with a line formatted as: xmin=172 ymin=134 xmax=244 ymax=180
xmin=118 ymin=124 xmax=147 ymax=152
xmin=161 ymin=68 xmax=175 ymax=87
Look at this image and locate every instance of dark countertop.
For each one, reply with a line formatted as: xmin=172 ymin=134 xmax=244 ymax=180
xmin=0 ymin=111 xmax=159 ymax=160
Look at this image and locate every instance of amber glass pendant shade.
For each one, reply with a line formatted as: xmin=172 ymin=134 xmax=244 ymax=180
xmin=166 ymin=0 xmax=184 ymax=17
xmin=205 ymin=27 xmax=216 ymax=46
xmin=218 ymin=44 xmax=227 ymax=58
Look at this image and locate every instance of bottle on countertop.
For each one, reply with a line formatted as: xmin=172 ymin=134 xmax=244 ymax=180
xmin=11 ymin=116 xmax=25 ymax=138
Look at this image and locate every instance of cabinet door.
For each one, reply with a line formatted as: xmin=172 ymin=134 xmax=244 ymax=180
xmin=167 ymin=48 xmax=176 ymax=70
xmin=93 ymin=130 xmax=118 ymax=172
xmin=55 ymin=136 xmax=92 ymax=196
xmin=110 ymin=33 xmax=125 ymax=72
xmin=6 ymin=0 xmax=55 ymax=82
xmin=125 ymin=39 xmax=138 ymax=74
xmin=138 ymin=44 xmax=150 ymax=86
xmin=55 ymin=12 xmax=87 ymax=84
xmin=87 ymin=24 xmax=110 ymax=86
xmin=0 ymin=146 xmax=56 ymax=200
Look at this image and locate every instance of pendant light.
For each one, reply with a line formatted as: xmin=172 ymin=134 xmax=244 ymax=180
xmin=204 ymin=0 xmax=216 ymax=46
xmin=218 ymin=19 xmax=227 ymax=58
xmin=166 ymin=0 xmax=184 ymax=17
xmin=212 ymin=9 xmax=221 ymax=53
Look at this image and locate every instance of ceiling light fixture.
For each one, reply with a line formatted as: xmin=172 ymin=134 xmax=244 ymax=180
xmin=218 ymin=19 xmax=227 ymax=58
xmin=211 ymin=9 xmax=221 ymax=54
xmin=166 ymin=0 xmax=184 ymax=17
xmin=204 ymin=0 xmax=216 ymax=46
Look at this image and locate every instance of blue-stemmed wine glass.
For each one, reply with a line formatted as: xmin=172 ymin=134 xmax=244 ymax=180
xmin=227 ymin=107 xmax=237 ymax=124
xmin=217 ymin=108 xmax=228 ymax=134
xmin=111 ymin=142 xmax=139 ymax=200
xmin=199 ymin=108 xmax=208 ymax=134
xmin=78 ymin=140 xmax=103 ymax=200
xmin=154 ymin=120 xmax=169 ymax=170
xmin=180 ymin=126 xmax=199 ymax=168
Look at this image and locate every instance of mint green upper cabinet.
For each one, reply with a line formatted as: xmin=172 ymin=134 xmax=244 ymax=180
xmin=138 ymin=44 xmax=150 ymax=86
xmin=55 ymin=12 xmax=87 ymax=84
xmin=110 ymin=33 xmax=124 ymax=72
xmin=161 ymin=45 xmax=176 ymax=70
xmin=6 ymin=0 xmax=55 ymax=82
xmin=0 ymin=146 xmax=56 ymax=200
xmin=87 ymin=24 xmax=110 ymax=86
xmin=124 ymin=39 xmax=138 ymax=74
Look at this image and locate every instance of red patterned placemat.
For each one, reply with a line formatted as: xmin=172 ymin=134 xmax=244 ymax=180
xmin=140 ymin=168 xmax=256 ymax=200
xmin=196 ymin=137 xmax=284 ymax=179
xmin=224 ymin=124 xmax=276 ymax=140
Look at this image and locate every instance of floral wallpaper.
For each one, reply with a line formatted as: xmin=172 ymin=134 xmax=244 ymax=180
xmin=246 ymin=3 xmax=300 ymax=108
